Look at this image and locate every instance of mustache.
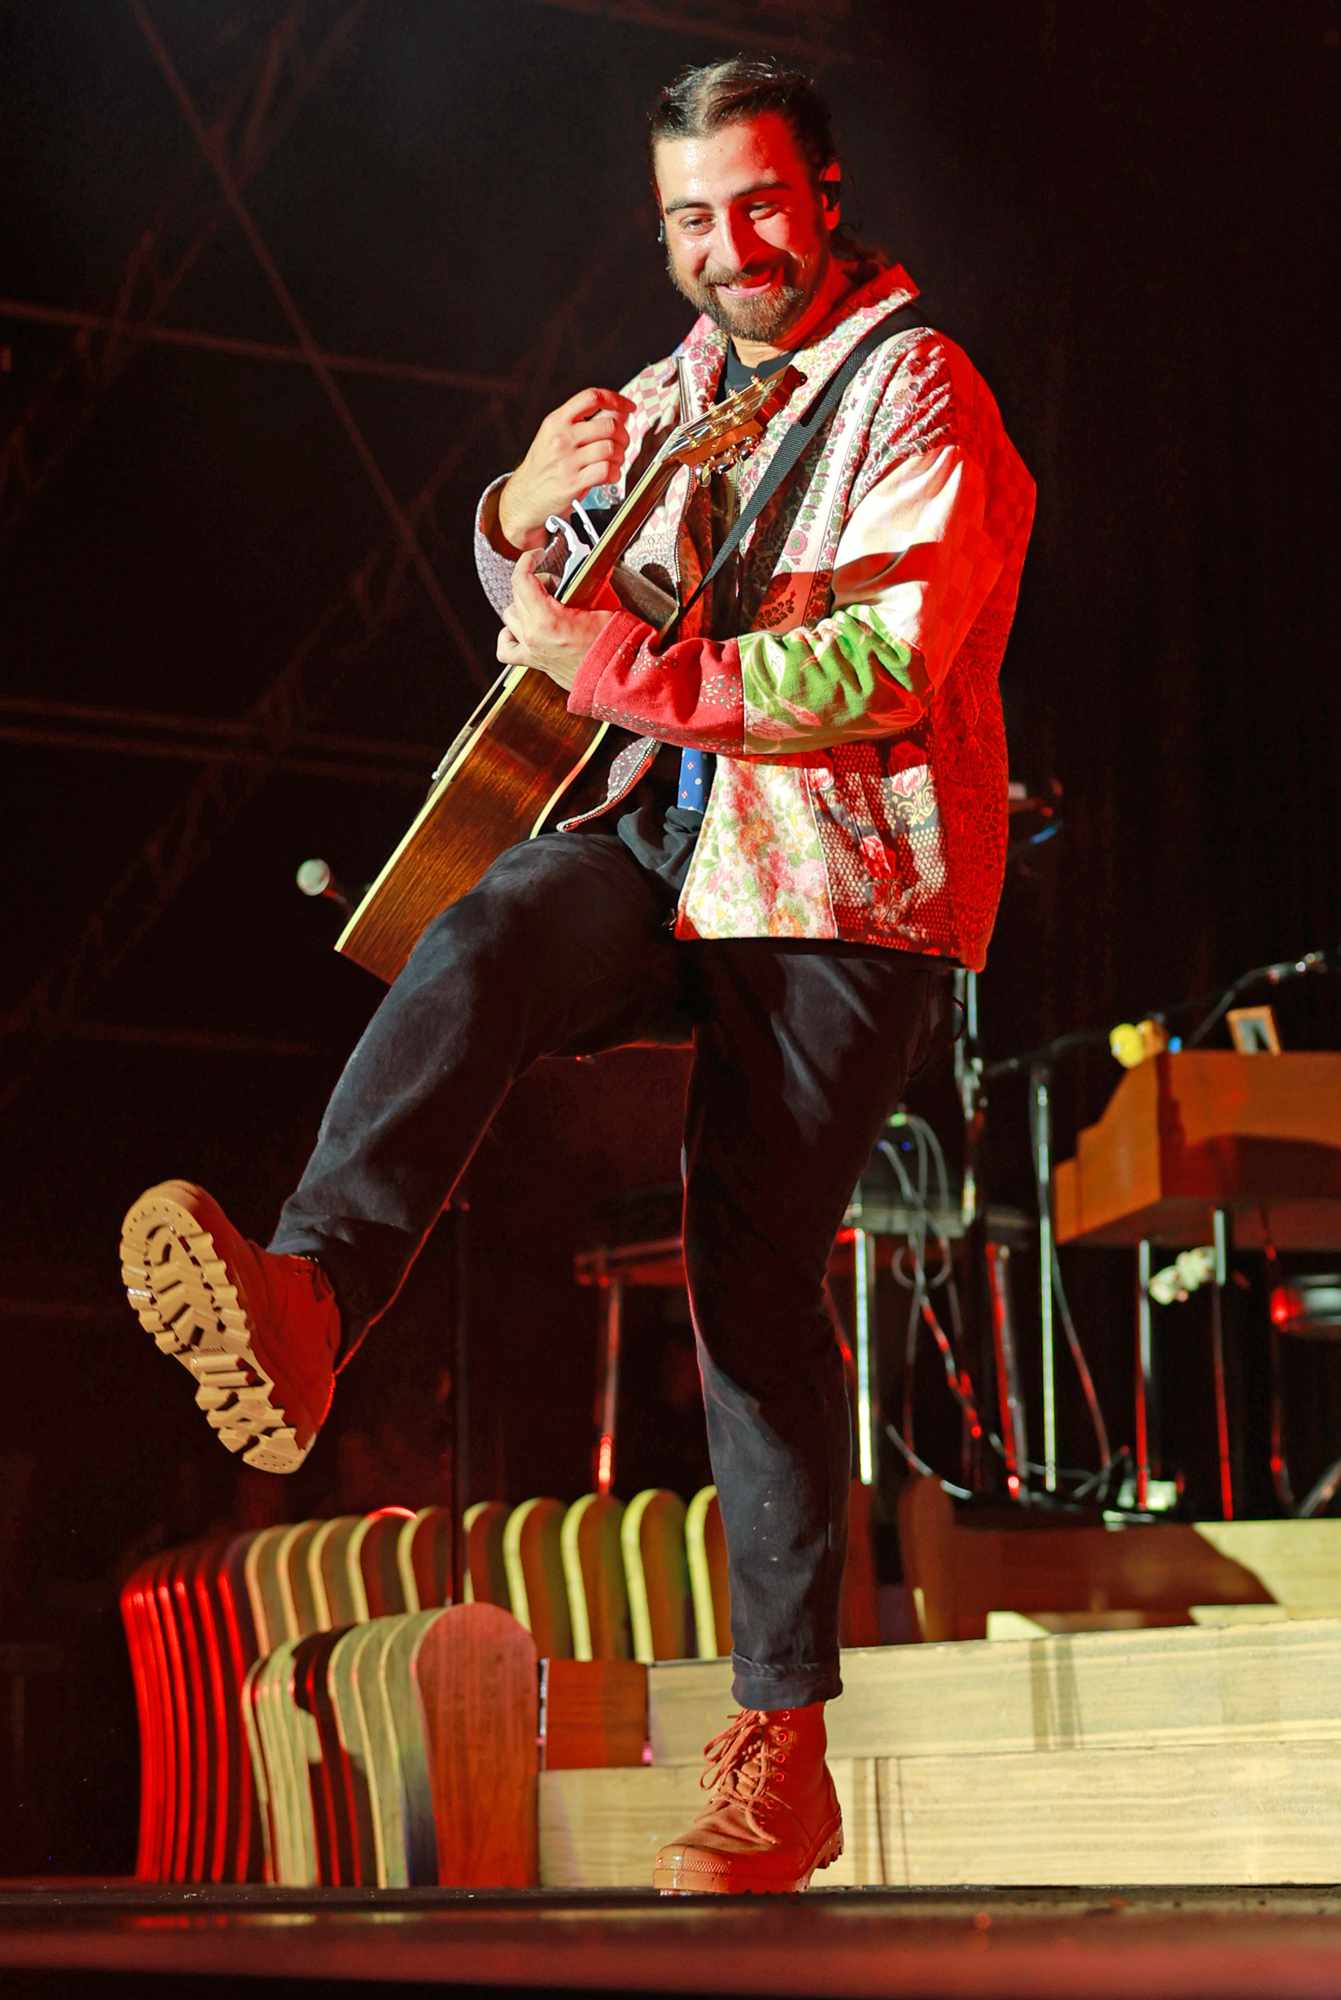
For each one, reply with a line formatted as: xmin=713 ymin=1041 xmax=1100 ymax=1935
xmin=703 ymin=264 xmax=781 ymax=287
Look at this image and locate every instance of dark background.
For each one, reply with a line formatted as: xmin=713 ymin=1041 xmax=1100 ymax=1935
xmin=1 ymin=0 xmax=1337 ymax=1871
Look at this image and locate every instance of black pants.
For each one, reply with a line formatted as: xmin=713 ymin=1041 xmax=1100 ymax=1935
xmin=271 ymin=830 xmax=947 ymax=1708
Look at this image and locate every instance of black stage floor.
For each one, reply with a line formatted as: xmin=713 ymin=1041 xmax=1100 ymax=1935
xmin=3 ymin=1884 xmax=1341 ymax=2000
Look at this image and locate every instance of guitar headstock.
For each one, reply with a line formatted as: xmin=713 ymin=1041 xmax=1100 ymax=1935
xmin=663 ymin=363 xmax=805 ymax=484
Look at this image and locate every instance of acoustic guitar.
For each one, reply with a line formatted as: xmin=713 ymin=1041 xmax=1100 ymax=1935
xmin=336 ymin=365 xmax=802 ymax=983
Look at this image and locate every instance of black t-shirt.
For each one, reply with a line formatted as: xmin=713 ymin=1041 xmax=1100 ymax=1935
xmin=614 ymin=344 xmax=796 ymax=891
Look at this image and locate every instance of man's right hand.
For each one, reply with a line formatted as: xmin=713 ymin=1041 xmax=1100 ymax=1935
xmin=497 ymin=387 xmax=636 ymax=553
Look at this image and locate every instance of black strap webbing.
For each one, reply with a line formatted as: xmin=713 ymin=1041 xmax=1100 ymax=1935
xmin=662 ymin=303 xmax=924 ymax=641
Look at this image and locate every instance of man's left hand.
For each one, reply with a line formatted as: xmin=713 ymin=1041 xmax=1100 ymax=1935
xmin=497 ymin=548 xmax=614 ymax=692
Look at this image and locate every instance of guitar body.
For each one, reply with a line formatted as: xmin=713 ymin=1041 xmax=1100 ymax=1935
xmin=336 ymin=667 xmax=607 ymax=984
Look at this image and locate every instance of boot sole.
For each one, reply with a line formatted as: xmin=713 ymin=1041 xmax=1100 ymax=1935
xmin=653 ymin=1817 xmax=844 ymax=1896
xmin=119 ymin=1188 xmax=310 ymax=1475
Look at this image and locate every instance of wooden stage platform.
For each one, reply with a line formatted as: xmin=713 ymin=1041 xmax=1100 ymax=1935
xmin=4 ymin=1882 xmax=1341 ymax=1998
xmin=47 ymin=1490 xmax=1341 ymax=1995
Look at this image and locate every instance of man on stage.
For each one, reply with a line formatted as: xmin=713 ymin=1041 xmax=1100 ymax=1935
xmin=120 ymin=56 xmax=1033 ymax=1894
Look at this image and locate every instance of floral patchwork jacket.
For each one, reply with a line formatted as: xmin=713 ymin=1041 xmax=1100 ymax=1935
xmin=474 ymin=265 xmax=1034 ymax=972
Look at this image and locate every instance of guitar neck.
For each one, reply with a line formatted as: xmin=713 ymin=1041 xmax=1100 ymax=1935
xmin=557 ymin=450 xmax=682 ymax=610
xmin=549 ymin=362 xmax=800 ymax=613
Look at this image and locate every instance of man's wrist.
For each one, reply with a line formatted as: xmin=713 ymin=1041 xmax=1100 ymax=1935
xmin=495 ymin=477 xmax=547 ymax=556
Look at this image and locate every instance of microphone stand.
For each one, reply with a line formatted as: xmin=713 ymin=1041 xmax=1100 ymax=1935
xmin=949 ymin=802 xmax=1064 ymax=1505
xmin=954 ymin=969 xmax=991 ymax=1490
xmin=1185 ymin=949 xmax=1338 ymax=1049
xmin=955 ymin=970 xmax=1031 ymax=1503
xmin=986 ymin=1023 xmax=1114 ymax=1501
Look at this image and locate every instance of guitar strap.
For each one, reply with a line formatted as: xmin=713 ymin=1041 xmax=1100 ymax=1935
xmin=661 ymin=302 xmax=925 ymax=642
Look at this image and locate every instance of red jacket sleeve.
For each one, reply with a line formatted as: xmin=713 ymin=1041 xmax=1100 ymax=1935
xmin=567 ymin=611 xmax=747 ymax=754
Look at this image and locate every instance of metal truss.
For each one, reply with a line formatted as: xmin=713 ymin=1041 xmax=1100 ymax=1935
xmin=0 ymin=297 xmax=520 ymax=401
xmin=0 ymin=0 xmax=846 ymax=537
xmin=0 ymin=0 xmax=723 ymax=1094
xmin=0 ymin=232 xmax=647 ymax=1109
xmin=0 ymin=696 xmax=430 ymax=790
xmin=130 ymin=0 xmax=480 ymax=686
xmin=0 ymin=0 xmax=369 ymax=536
xmin=530 ymin=0 xmax=851 ymax=61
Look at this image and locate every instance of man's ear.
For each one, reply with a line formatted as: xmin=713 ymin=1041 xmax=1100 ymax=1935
xmin=818 ymin=166 xmax=842 ymax=229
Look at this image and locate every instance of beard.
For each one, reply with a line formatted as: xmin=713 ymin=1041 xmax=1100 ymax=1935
xmin=668 ymin=237 xmax=830 ymax=344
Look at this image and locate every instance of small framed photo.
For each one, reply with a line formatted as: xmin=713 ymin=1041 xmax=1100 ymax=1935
xmin=1227 ymin=1004 xmax=1281 ymax=1054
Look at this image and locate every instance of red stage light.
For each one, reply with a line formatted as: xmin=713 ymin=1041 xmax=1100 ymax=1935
xmin=1270 ymin=1285 xmax=1304 ymax=1329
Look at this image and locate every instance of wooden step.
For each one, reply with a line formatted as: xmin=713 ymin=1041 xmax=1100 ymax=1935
xmin=539 ymin=1756 xmax=879 ymax=1890
xmin=646 ymin=1617 xmax=1341 ymax=1765
xmin=891 ymin=1739 xmax=1341 ymax=1886
xmin=899 ymin=1476 xmax=1341 ymax=1640
xmin=987 ymin=1609 xmax=1191 ymax=1637
xmin=540 ymin=1739 xmax=1341 ymax=1888
xmin=987 ymin=1604 xmax=1341 ymax=1638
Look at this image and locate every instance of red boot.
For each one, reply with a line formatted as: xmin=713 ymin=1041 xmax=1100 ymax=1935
xmin=119 ymin=1180 xmax=340 ymax=1475
xmin=653 ymin=1702 xmax=843 ymax=1894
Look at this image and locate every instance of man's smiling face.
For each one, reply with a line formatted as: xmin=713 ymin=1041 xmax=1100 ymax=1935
xmin=654 ymin=111 xmax=841 ymax=348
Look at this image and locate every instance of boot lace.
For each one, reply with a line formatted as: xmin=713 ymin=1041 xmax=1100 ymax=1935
xmin=699 ymin=1709 xmax=792 ymax=1824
